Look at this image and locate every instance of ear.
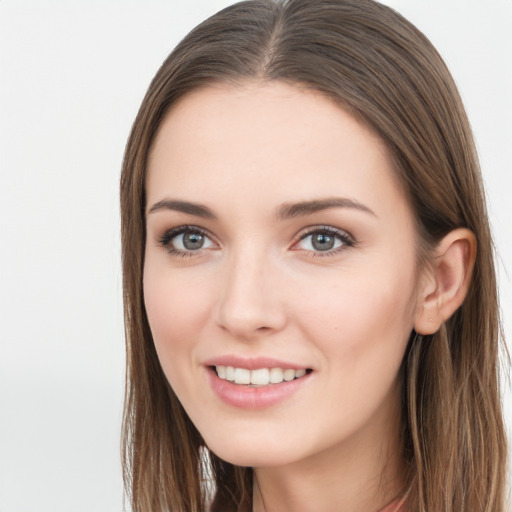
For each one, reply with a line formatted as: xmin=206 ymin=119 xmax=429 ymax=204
xmin=414 ymin=228 xmax=476 ymax=335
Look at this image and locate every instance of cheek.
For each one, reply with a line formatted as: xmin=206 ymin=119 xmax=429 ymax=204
xmin=142 ymin=264 xmax=213 ymax=369
xmin=294 ymin=261 xmax=417 ymax=372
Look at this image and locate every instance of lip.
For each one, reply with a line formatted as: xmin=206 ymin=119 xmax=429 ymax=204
xmin=204 ymin=356 xmax=313 ymax=409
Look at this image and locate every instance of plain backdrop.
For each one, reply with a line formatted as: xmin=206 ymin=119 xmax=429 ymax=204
xmin=0 ymin=1 xmax=510 ymax=510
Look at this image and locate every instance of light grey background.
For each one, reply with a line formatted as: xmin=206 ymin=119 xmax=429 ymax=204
xmin=0 ymin=1 xmax=510 ymax=510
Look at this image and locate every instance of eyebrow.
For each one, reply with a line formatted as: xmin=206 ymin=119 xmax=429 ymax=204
xmin=147 ymin=196 xmax=376 ymax=220
xmin=147 ymin=199 xmax=216 ymax=219
xmin=275 ymin=197 xmax=376 ymax=220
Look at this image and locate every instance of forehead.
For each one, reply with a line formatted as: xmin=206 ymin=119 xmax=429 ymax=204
xmin=146 ymin=81 xmax=408 ymax=221
xmin=150 ymin=81 xmax=386 ymax=164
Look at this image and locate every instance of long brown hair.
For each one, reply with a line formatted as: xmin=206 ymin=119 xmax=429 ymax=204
xmin=120 ymin=1 xmax=508 ymax=510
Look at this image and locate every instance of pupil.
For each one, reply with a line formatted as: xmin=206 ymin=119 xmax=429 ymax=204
xmin=312 ymin=233 xmax=334 ymax=251
xmin=183 ymin=232 xmax=204 ymax=250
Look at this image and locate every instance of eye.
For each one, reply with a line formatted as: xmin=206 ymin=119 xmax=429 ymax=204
xmin=293 ymin=227 xmax=354 ymax=255
xmin=159 ymin=226 xmax=216 ymax=255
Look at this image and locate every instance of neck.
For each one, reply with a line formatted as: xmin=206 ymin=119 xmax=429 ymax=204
xmin=252 ymin=387 xmax=405 ymax=512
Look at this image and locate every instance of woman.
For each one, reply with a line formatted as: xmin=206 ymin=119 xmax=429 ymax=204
xmin=120 ymin=1 xmax=508 ymax=510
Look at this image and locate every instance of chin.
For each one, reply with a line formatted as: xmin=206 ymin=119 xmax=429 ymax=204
xmin=208 ymin=445 xmax=294 ymax=468
xmin=202 ymin=427 xmax=312 ymax=469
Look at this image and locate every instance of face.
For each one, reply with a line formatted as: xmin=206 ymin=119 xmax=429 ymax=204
xmin=143 ymin=82 xmax=423 ymax=469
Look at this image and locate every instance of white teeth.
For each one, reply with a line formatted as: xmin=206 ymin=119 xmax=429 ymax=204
xmin=269 ymin=367 xmax=284 ymax=384
xmin=216 ymin=365 xmax=226 ymax=379
xmin=234 ymin=368 xmax=251 ymax=384
xmin=295 ymin=368 xmax=306 ymax=378
xmin=283 ymin=369 xmax=295 ymax=381
xmin=225 ymin=366 xmax=235 ymax=381
xmin=215 ymin=365 xmax=308 ymax=386
xmin=251 ymin=368 xmax=270 ymax=385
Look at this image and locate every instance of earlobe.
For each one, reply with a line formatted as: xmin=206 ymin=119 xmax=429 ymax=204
xmin=414 ymin=228 xmax=476 ymax=335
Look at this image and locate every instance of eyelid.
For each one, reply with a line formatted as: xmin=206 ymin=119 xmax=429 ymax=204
xmin=291 ymin=225 xmax=356 ymax=255
xmin=158 ymin=225 xmax=219 ymax=255
xmin=157 ymin=224 xmax=355 ymax=257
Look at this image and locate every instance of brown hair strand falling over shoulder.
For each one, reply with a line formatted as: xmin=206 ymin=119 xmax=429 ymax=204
xmin=120 ymin=1 xmax=508 ymax=511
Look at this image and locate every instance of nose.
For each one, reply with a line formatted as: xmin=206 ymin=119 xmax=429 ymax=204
xmin=214 ymin=251 xmax=287 ymax=340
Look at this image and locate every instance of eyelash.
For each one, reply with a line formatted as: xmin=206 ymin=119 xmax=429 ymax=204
xmin=158 ymin=225 xmax=355 ymax=257
xmin=159 ymin=225 xmax=216 ymax=257
xmin=293 ymin=225 xmax=355 ymax=257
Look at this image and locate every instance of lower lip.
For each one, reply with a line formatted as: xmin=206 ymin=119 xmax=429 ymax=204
xmin=207 ymin=368 xmax=312 ymax=409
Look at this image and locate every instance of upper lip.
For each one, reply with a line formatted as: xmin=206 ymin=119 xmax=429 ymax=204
xmin=203 ymin=355 xmax=310 ymax=371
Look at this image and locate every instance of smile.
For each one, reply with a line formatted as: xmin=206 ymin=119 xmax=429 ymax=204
xmin=215 ymin=365 xmax=309 ymax=386
xmin=207 ymin=361 xmax=314 ymax=409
